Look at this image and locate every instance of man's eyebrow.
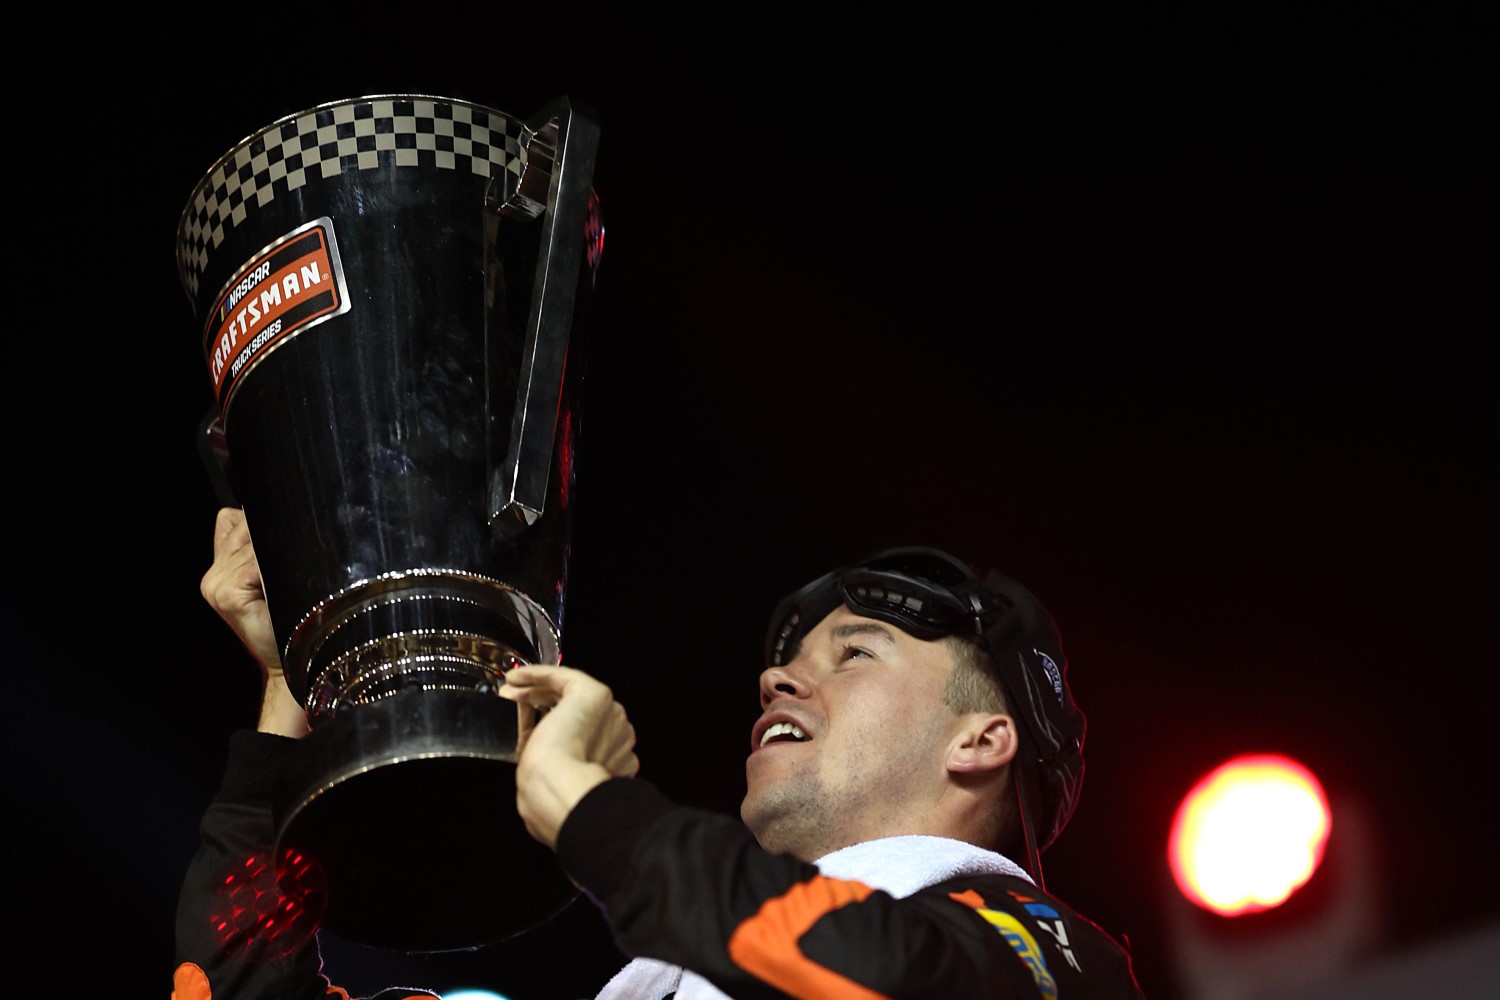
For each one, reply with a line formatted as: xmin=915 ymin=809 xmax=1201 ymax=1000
xmin=829 ymin=622 xmax=898 ymax=644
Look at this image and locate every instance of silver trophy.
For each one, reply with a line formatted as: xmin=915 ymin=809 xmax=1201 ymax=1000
xmin=176 ymin=94 xmax=604 ymax=951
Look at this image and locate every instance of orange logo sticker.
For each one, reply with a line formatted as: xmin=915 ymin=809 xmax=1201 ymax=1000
xmin=203 ymin=217 xmax=349 ymax=414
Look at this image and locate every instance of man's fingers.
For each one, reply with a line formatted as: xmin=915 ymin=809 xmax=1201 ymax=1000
xmin=500 ymin=665 xmax=613 ymax=707
xmin=514 ymin=698 xmax=538 ymax=756
xmin=209 ymin=509 xmax=259 ymax=586
xmin=502 ymin=664 xmax=584 ymax=690
xmin=498 ymin=676 xmax=563 ymax=710
xmin=500 ymin=664 xmax=637 ymax=775
xmin=202 ymin=548 xmax=265 ymax=610
xmin=213 ymin=507 xmax=246 ymax=548
xmin=213 ymin=506 xmax=240 ymax=537
xmin=605 ymin=742 xmax=640 ymax=778
xmin=232 ymin=562 xmax=265 ymax=592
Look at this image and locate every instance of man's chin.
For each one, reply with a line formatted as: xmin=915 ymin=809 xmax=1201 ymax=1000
xmin=740 ymin=782 xmax=778 ymax=841
xmin=742 ymin=780 xmax=817 ymax=848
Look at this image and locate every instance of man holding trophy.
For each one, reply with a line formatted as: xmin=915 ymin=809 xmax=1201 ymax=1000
xmin=174 ymin=509 xmax=1147 ymax=999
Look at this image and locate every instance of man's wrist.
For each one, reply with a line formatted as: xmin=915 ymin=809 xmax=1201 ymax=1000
xmin=257 ymin=677 xmax=310 ymax=738
xmin=519 ymin=759 xmax=612 ymax=850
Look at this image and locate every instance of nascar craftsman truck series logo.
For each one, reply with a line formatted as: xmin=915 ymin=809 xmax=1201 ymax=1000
xmin=203 ymin=217 xmax=349 ymax=412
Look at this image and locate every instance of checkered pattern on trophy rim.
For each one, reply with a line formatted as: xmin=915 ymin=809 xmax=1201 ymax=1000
xmin=176 ymin=97 xmax=530 ymax=301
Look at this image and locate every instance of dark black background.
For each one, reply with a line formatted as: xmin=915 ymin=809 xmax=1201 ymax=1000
xmin=10 ymin=6 xmax=1496 ymax=998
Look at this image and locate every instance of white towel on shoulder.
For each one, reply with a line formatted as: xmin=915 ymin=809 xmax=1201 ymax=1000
xmin=592 ymin=835 xmax=1031 ymax=999
xmin=814 ymin=835 xmax=1032 ymax=897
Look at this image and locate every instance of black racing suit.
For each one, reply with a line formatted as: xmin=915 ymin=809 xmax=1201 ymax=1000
xmin=558 ymin=777 xmax=1147 ymax=999
xmin=173 ymin=732 xmax=1146 ymax=998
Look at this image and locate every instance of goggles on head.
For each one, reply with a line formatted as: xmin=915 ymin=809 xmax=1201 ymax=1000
xmin=765 ymin=547 xmax=1022 ymax=664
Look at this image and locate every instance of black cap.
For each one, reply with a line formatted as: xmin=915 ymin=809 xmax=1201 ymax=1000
xmin=763 ymin=546 xmax=1086 ymax=886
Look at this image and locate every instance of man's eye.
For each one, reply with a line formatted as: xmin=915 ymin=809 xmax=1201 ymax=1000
xmin=839 ymin=645 xmax=872 ymax=662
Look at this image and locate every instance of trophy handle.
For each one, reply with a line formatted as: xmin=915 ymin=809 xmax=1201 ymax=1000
xmin=487 ymin=96 xmax=601 ymax=537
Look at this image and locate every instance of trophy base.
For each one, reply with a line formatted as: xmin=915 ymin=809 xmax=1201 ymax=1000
xmin=274 ymin=688 xmax=578 ymax=952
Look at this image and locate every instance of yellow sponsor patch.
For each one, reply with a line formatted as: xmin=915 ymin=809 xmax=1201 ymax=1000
xmin=976 ymin=908 xmax=1058 ymax=999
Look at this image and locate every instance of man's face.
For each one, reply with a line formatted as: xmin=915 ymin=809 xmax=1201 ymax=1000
xmin=741 ymin=604 xmax=966 ymax=860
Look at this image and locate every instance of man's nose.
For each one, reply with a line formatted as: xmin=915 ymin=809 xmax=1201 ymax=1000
xmin=759 ymin=662 xmax=811 ymax=708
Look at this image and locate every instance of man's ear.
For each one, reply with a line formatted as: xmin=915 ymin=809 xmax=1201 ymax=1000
xmin=947 ymin=713 xmax=1019 ymax=774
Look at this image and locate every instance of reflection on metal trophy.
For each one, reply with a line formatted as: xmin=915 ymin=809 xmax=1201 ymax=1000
xmin=176 ymin=94 xmax=605 ymax=952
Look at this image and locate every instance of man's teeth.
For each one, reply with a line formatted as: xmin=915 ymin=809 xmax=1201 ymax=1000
xmin=760 ymin=722 xmax=808 ymax=747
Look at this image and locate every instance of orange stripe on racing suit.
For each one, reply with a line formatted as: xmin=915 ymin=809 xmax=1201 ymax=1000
xmin=726 ymin=874 xmax=890 ymax=999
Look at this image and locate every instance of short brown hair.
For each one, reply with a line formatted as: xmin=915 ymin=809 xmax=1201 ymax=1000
xmin=942 ymin=636 xmax=1009 ymax=715
xmin=942 ymin=636 xmax=1021 ymax=854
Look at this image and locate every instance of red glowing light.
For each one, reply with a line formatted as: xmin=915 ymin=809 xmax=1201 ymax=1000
xmin=209 ymin=847 xmax=328 ymax=960
xmin=1169 ymin=753 xmax=1332 ymax=916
